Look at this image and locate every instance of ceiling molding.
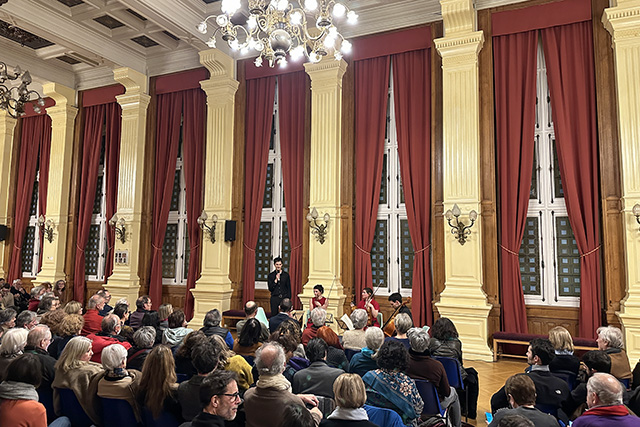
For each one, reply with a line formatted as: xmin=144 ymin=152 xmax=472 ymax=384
xmin=0 ymin=39 xmax=76 ymax=88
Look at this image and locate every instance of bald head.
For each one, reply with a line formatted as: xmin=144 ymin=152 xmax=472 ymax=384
xmin=255 ymin=342 xmax=286 ymax=376
xmin=244 ymin=301 xmax=258 ymax=317
xmin=587 ymin=372 xmax=623 ymax=408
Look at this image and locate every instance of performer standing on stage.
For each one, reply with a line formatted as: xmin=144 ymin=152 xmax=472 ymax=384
xmin=354 ymin=287 xmax=380 ymax=327
xmin=267 ymin=257 xmax=291 ymax=316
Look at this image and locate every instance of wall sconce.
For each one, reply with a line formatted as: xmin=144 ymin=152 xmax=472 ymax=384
xmin=197 ymin=211 xmax=218 ymax=244
xmin=307 ymin=207 xmax=330 ymax=244
xmin=109 ymin=214 xmax=126 ymax=244
xmin=37 ymin=215 xmax=55 ymax=243
xmin=633 ymin=204 xmax=640 ymax=231
xmin=444 ymin=204 xmax=478 ymax=246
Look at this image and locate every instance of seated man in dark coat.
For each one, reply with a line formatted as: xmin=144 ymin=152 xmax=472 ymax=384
xmin=293 ymin=338 xmax=344 ymax=397
xmin=191 ymin=370 xmax=242 ymax=427
xmin=489 ymin=374 xmax=559 ymax=427
xmin=564 ymin=350 xmax=612 ymax=419
xmin=199 ymin=309 xmax=234 ymax=350
xmin=269 ymin=298 xmax=299 ymax=334
xmin=178 ymin=341 xmax=221 ymax=421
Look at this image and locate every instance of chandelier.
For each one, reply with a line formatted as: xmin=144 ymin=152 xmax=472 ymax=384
xmin=197 ymin=0 xmax=358 ymax=68
xmin=0 ymin=62 xmax=45 ymax=118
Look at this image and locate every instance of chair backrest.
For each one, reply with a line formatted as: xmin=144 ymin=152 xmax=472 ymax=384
xmin=38 ymin=387 xmax=56 ymax=423
xmin=535 ymin=402 xmax=559 ymax=418
xmin=552 ymin=370 xmax=577 ymax=391
xmin=242 ymin=354 xmax=255 ymax=366
xmin=414 ymin=379 xmax=445 ymax=417
xmin=621 ymin=378 xmax=631 ymax=389
xmin=344 ymin=348 xmax=359 ymax=361
xmin=364 ymin=404 xmax=405 ymax=427
xmin=176 ymin=373 xmax=190 ymax=383
xmin=101 ymin=397 xmax=139 ymax=426
xmin=57 ymin=388 xmax=94 ymax=427
xmin=141 ymin=407 xmax=182 ymax=427
xmin=377 ymin=313 xmax=383 ymax=327
xmin=433 ymin=356 xmax=465 ymax=390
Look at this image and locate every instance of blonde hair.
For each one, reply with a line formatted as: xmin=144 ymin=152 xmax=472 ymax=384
xmin=58 ymin=314 xmax=84 ymax=337
xmin=548 ymin=326 xmax=574 ymax=352
xmin=64 ymin=301 xmax=83 ymax=315
xmin=333 ymin=374 xmax=367 ymax=408
xmin=158 ymin=303 xmax=173 ymax=320
xmin=55 ymin=336 xmax=92 ymax=373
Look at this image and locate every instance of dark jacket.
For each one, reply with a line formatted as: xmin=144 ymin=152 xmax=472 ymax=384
xmin=129 ymin=308 xmax=149 ymax=331
xmin=405 ymin=350 xmax=450 ymax=400
xmin=199 ymin=325 xmax=234 ymax=349
xmin=320 ymin=420 xmax=379 ymax=427
xmin=191 ymin=411 xmax=226 ymax=427
xmin=489 ymin=406 xmax=559 ymax=427
xmin=292 ymin=361 xmax=344 ymax=397
xmin=267 ymin=270 xmax=291 ymax=299
xmin=491 ymin=368 xmax=570 ymax=414
xmin=348 ymin=351 xmax=378 ymax=378
xmin=178 ymin=374 xmax=206 ymax=421
xmin=24 ymin=346 xmax=56 ymax=391
xmin=269 ymin=313 xmax=297 ymax=334
xmin=549 ymin=353 xmax=581 ymax=376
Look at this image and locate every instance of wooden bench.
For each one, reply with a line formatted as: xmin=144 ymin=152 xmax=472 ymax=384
xmin=492 ymin=332 xmax=597 ymax=362
xmin=222 ymin=310 xmax=245 ymax=330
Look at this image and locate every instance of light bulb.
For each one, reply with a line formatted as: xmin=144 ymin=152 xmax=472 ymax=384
xmin=277 ymin=0 xmax=288 ymax=11
xmin=290 ymin=45 xmax=304 ymax=60
xmin=279 ymin=57 xmax=287 ymax=67
xmin=304 ymin=0 xmax=317 ymax=11
xmin=221 ymin=0 xmax=240 ymax=14
xmin=254 ymin=56 xmax=263 ymax=67
xmin=255 ymin=41 xmax=265 ymax=51
xmin=347 ymin=10 xmax=358 ymax=23
xmin=230 ymin=39 xmax=240 ymax=50
xmin=323 ymin=36 xmax=335 ymax=49
xmin=206 ymin=38 xmax=217 ymax=48
xmin=334 ymin=51 xmax=343 ymax=61
xmin=340 ymin=40 xmax=351 ymax=53
xmin=309 ymin=52 xmax=319 ymax=62
xmin=247 ymin=15 xmax=257 ymax=29
xmin=197 ymin=21 xmax=208 ymax=34
xmin=333 ymin=3 xmax=346 ymax=16
xmin=216 ymin=14 xmax=229 ymax=26
xmin=290 ymin=11 xmax=302 ymax=25
xmin=328 ymin=26 xmax=338 ymax=37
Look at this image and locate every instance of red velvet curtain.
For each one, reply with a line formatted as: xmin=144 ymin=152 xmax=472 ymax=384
xmin=8 ymin=115 xmax=51 ymax=282
xmin=36 ymin=117 xmax=52 ymax=271
xmin=392 ymin=49 xmax=432 ymax=327
xmin=149 ymin=92 xmax=183 ymax=309
xmin=73 ymin=105 xmax=106 ymax=303
xmin=494 ymin=31 xmax=538 ymax=334
xmin=182 ymin=88 xmax=206 ymax=320
xmin=278 ymin=72 xmax=306 ymax=309
xmin=103 ymin=103 xmax=122 ymax=280
xmin=242 ymin=77 xmax=276 ymax=304
xmin=354 ymin=57 xmax=390 ymax=299
xmin=541 ymin=21 xmax=601 ymax=339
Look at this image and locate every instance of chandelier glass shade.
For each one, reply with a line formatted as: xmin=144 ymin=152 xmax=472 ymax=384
xmin=197 ymin=0 xmax=357 ymax=68
xmin=0 ymin=62 xmax=45 ymax=118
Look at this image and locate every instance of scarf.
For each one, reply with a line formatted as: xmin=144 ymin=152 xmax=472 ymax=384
xmin=583 ymin=405 xmax=629 ymax=417
xmin=256 ymin=373 xmax=291 ymax=391
xmin=328 ymin=407 xmax=369 ymax=421
xmin=0 ymin=381 xmax=39 ymax=401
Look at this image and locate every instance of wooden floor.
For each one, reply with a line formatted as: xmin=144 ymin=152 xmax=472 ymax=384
xmin=462 ymin=358 xmax=528 ymax=426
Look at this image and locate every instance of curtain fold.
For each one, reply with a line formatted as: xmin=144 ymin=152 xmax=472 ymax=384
xmin=8 ymin=115 xmax=51 ymax=282
xmin=494 ymin=31 xmax=538 ymax=334
xmin=73 ymin=104 xmax=106 ymax=303
xmin=541 ymin=21 xmax=601 ymax=339
xmin=36 ymin=116 xmax=52 ymax=271
xmin=182 ymin=88 xmax=206 ymax=320
xmin=103 ymin=102 xmax=122 ymax=281
xmin=278 ymin=72 xmax=306 ymax=309
xmin=354 ymin=56 xmax=390 ymax=299
xmin=149 ymin=92 xmax=183 ymax=310
xmin=392 ymin=49 xmax=432 ymax=327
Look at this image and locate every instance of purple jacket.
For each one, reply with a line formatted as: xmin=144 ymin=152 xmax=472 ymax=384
xmin=573 ymin=405 xmax=640 ymax=427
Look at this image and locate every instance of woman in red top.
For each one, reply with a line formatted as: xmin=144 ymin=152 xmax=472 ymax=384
xmin=355 ymin=287 xmax=379 ymax=327
xmin=309 ymin=284 xmax=328 ymax=312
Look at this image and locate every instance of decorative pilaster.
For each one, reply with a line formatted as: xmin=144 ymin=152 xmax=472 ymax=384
xmin=106 ymin=67 xmax=150 ymax=305
xmin=603 ymin=0 xmax=640 ymax=361
xmin=35 ymin=84 xmax=77 ymax=285
xmin=302 ymin=59 xmax=348 ymax=330
xmin=189 ymin=49 xmax=239 ymax=328
xmin=435 ymin=0 xmax=492 ymax=361
xmin=0 ymin=111 xmax=17 ymax=278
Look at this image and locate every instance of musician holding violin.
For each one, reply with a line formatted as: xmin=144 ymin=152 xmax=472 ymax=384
xmin=309 ymin=284 xmax=329 ymax=312
xmin=353 ymin=287 xmax=380 ymax=327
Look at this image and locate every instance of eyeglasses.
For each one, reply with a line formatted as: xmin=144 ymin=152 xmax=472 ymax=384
xmin=219 ymin=392 xmax=242 ymax=400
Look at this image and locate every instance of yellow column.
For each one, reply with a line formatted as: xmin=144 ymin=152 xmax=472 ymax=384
xmin=603 ymin=1 xmax=640 ymax=361
xmin=189 ymin=49 xmax=239 ymax=328
xmin=0 ymin=111 xmax=17 ymax=278
xmin=301 ymin=59 xmax=348 ymax=330
xmin=35 ymin=84 xmax=77 ymax=284
xmin=105 ymin=68 xmax=150 ymax=305
xmin=435 ymin=0 xmax=492 ymax=361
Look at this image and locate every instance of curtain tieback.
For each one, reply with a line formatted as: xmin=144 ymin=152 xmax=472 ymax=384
xmin=355 ymin=243 xmax=370 ymax=255
xmin=190 ymin=243 xmax=200 ymax=251
xmin=151 ymin=244 xmax=163 ymax=251
xmin=580 ymin=245 xmax=601 ymax=258
xmin=290 ymin=244 xmax=303 ymax=251
xmin=414 ymin=244 xmax=431 ymax=255
xmin=243 ymin=242 xmax=256 ymax=252
xmin=499 ymin=244 xmax=519 ymax=256
xmin=75 ymin=245 xmax=85 ymax=253
xmin=13 ymin=244 xmax=22 ymax=251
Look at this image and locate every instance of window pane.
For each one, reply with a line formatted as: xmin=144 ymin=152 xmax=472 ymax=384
xmin=552 ymin=139 xmax=564 ymax=199
xmin=379 ymin=154 xmax=388 ymax=205
xmin=21 ymin=226 xmax=36 ymax=274
xmin=530 ymin=144 xmax=538 ymax=200
xmin=519 ymin=217 xmax=541 ymax=296
xmin=85 ymin=225 xmax=101 ymax=277
xmin=255 ymin=222 xmax=272 ymax=282
xmin=263 ymin=163 xmax=274 ymax=209
xmin=269 ymin=113 xmax=276 ymax=151
xmin=92 ymin=175 xmax=103 ymax=215
xmin=162 ymin=224 xmax=179 ymax=279
xmin=555 ymin=216 xmax=580 ymax=297
xmin=183 ymin=223 xmax=190 ymax=281
xmin=281 ymin=221 xmax=291 ymax=270
xmin=399 ymin=219 xmax=413 ymax=289
xmin=170 ymin=170 xmax=180 ymax=211
xmin=370 ymin=220 xmax=388 ymax=288
xmin=29 ymin=181 xmax=38 ymax=217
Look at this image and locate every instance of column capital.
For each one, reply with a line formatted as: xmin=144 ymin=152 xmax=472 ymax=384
xmin=113 ymin=67 xmax=148 ymax=95
xmin=440 ymin=0 xmax=477 ymax=35
xmin=42 ymin=83 xmax=78 ymax=122
xmin=199 ymin=48 xmax=236 ymax=80
xmin=435 ymin=31 xmax=484 ymax=60
xmin=304 ymin=59 xmax=348 ymax=88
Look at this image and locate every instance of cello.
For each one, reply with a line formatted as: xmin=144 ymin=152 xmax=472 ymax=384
xmin=382 ymin=297 xmax=412 ymax=337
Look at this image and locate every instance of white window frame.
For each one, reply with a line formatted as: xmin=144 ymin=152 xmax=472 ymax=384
xmin=23 ymin=171 xmax=41 ymax=278
xmin=86 ymin=134 xmax=108 ymax=282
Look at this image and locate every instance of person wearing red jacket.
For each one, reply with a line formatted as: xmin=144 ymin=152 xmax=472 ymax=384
xmin=86 ymin=314 xmax=131 ymax=363
xmin=81 ymin=294 xmax=106 ymax=336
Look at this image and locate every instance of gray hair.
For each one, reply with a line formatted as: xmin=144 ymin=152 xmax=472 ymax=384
xmin=597 ymin=326 xmax=624 ymax=350
xmin=27 ymin=325 xmax=51 ymax=348
xmin=310 ymin=307 xmax=326 ymax=327
xmin=133 ymin=326 xmax=156 ymax=348
xmin=255 ymin=342 xmax=286 ymax=376
xmin=101 ymin=314 xmax=120 ymax=334
xmin=0 ymin=327 xmax=28 ymax=356
xmin=364 ymin=327 xmax=384 ymax=355
xmin=0 ymin=308 xmax=16 ymax=324
xmin=587 ymin=372 xmax=623 ymax=406
xmin=394 ymin=313 xmax=413 ymax=335
xmin=350 ymin=309 xmax=368 ymax=330
xmin=101 ymin=343 xmax=128 ymax=371
xmin=30 ymin=285 xmax=44 ymax=298
xmin=407 ymin=327 xmax=430 ymax=353
xmin=87 ymin=294 xmax=104 ymax=310
xmin=203 ymin=309 xmax=222 ymax=327
xmin=15 ymin=310 xmax=37 ymax=329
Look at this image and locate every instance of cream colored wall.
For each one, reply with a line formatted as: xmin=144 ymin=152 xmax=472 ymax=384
xmin=0 ymin=111 xmax=17 ymax=279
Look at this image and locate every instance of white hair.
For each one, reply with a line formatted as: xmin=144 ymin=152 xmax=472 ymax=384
xmin=101 ymin=343 xmax=128 ymax=371
xmin=310 ymin=307 xmax=326 ymax=327
xmin=588 ymin=373 xmax=623 ymax=406
xmin=0 ymin=328 xmax=29 ymax=356
xmin=350 ymin=309 xmax=368 ymax=330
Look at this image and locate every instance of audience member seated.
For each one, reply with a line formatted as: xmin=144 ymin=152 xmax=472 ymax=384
xmin=127 ymin=326 xmax=155 ymax=371
xmin=24 ymin=325 xmax=56 ymax=397
xmin=200 ymin=308 xmax=234 ymax=349
xmin=16 ymin=309 xmax=39 ymax=330
xmin=211 ymin=334 xmax=254 ymax=392
xmin=158 ymin=303 xmax=173 ymax=330
xmin=137 ymin=344 xmax=183 ymax=423
xmin=320 ymin=373 xmax=378 ymax=427
xmin=597 ymin=326 xmax=632 ymax=383
xmin=277 ymin=318 xmax=307 ymax=358
xmin=362 ymin=340 xmax=423 ymax=426
xmin=244 ymin=342 xmax=322 ymax=427
xmin=178 ymin=340 xmax=221 ymax=421
xmin=237 ymin=300 xmax=270 ymax=342
xmin=27 ymin=285 xmax=46 ymax=312
xmin=0 ymin=282 xmax=15 ymax=310
xmin=113 ymin=302 xmax=134 ymax=342
xmin=87 ymin=314 xmax=132 ymax=363
xmin=349 ymin=327 xmax=384 ymax=378
xmin=10 ymin=279 xmax=29 ymax=311
xmin=48 ymin=314 xmax=83 ymax=359
xmin=303 ymin=307 xmax=326 ymax=345
xmin=96 ymin=289 xmax=113 ymax=316
xmin=318 ymin=326 xmax=349 ymax=371
xmin=564 ymin=350 xmax=612 ymax=420
xmin=40 ymin=308 xmax=66 ymax=337
xmin=489 ymin=374 xmax=558 ymax=427
xmin=342 ymin=309 xmax=368 ymax=351
xmin=97 ymin=343 xmax=141 ymax=421
xmin=53 ymin=280 xmax=66 ymax=304
xmin=271 ymin=325 xmax=310 ymax=382
xmin=283 ymin=402 xmax=321 ymax=427
xmin=0 ymin=327 xmax=28 ymax=377
xmin=384 ymin=312 xmax=412 ymax=350
xmin=405 ymin=327 xmax=461 ymax=427
xmin=234 ymin=318 xmax=264 ymax=357
xmin=573 ymin=373 xmax=640 ymax=426
xmin=141 ymin=311 xmax=163 ymax=344
xmin=37 ymin=295 xmax=61 ymax=317
xmin=52 ymin=336 xmax=104 ymax=425
xmin=269 ymin=298 xmax=298 ymax=333
xmin=309 ymin=284 xmax=329 ymax=312
xmin=429 ymin=317 xmax=479 ymax=419
xmin=175 ymin=330 xmax=208 ymax=378
xmin=191 ymin=370 xmax=243 ymax=426
xmin=491 ymin=338 xmax=570 ymax=417
xmin=129 ymin=295 xmax=152 ymax=331
xmin=163 ymin=309 xmax=194 ymax=348
xmin=293 ymin=338 xmax=344 ymax=397
xmin=0 ymin=307 xmax=16 ymax=338
xmin=63 ymin=301 xmax=83 ymax=315
xmin=81 ymin=294 xmax=106 ymax=335
xmin=549 ymin=326 xmax=581 ymax=376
